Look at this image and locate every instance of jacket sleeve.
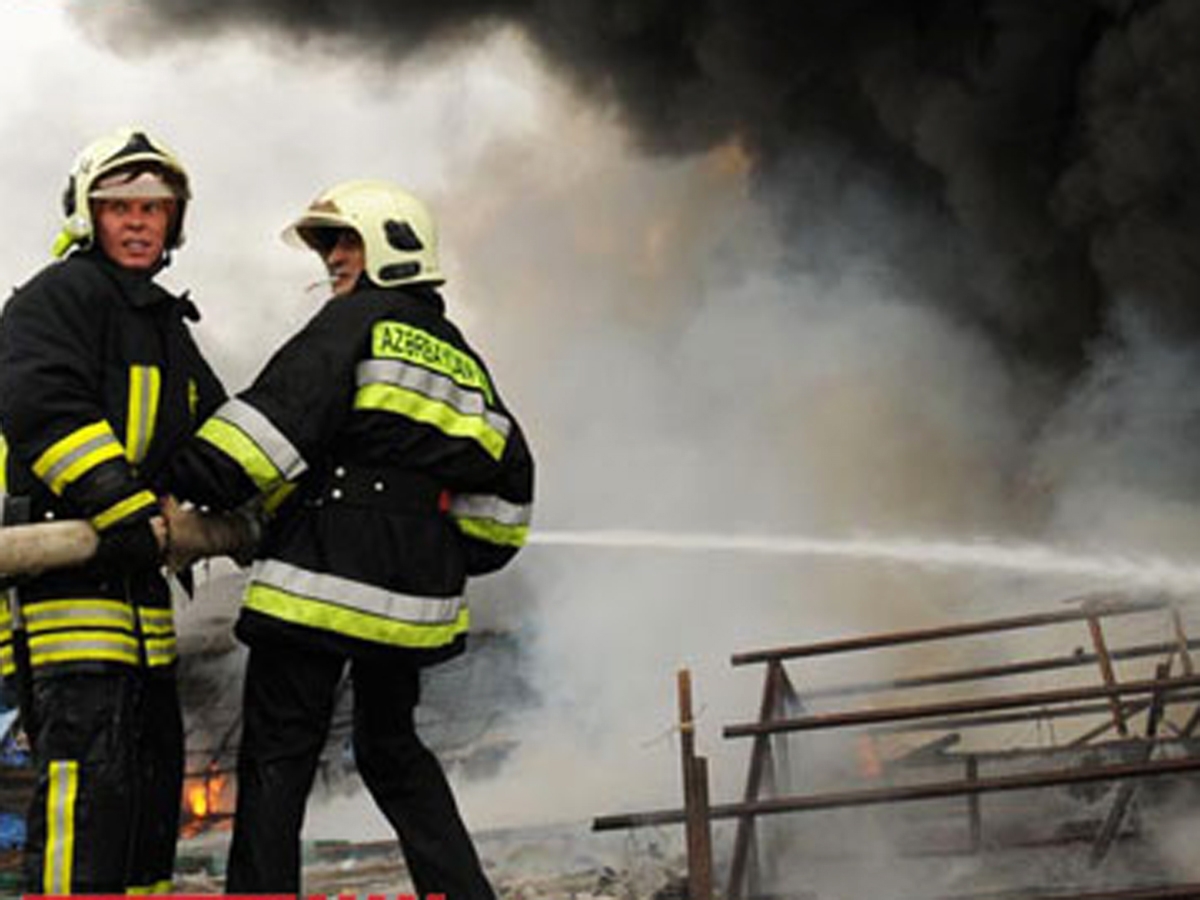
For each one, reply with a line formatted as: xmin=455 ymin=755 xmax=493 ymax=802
xmin=446 ymin=413 xmax=534 ymax=575
xmin=166 ymin=297 xmax=368 ymax=509
xmin=0 ymin=272 xmax=159 ymax=533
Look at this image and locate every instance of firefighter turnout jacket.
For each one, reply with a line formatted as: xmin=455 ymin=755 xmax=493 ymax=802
xmin=168 ymin=283 xmax=533 ymax=664
xmin=0 ymin=248 xmax=226 ymax=678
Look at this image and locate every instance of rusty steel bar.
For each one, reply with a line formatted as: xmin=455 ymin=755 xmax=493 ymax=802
xmin=1184 ymin=702 xmax=1200 ymax=738
xmin=878 ymin=691 xmax=1200 ymax=738
xmin=731 ymin=595 xmax=1173 ymax=665
xmin=723 ymin=674 xmax=1200 ymax=739
xmin=727 ymin=660 xmax=784 ymax=900
xmin=1069 ymin=698 xmax=1152 ymax=748
xmin=799 ymin=638 xmax=1200 ymax=703
xmin=1086 ymin=614 xmax=1129 ymax=737
xmin=676 ymin=670 xmax=713 ymax=900
xmin=1090 ymin=663 xmax=1170 ymax=865
xmin=592 ymin=753 xmax=1200 ymax=831
xmin=690 ymin=755 xmax=714 ymax=900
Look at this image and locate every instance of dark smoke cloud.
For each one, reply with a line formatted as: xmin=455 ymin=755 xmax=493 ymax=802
xmin=69 ymin=0 xmax=1200 ymax=377
xmin=69 ymin=0 xmax=1200 ymax=388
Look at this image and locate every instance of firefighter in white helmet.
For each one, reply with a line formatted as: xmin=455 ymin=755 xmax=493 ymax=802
xmin=0 ymin=127 xmax=226 ymax=893
xmin=164 ymin=179 xmax=534 ymax=895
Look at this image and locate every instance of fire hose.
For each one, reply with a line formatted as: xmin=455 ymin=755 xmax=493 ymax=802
xmin=0 ymin=504 xmax=258 ymax=577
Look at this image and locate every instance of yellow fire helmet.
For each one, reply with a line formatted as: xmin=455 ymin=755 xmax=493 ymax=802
xmin=282 ymin=179 xmax=444 ymax=288
xmin=53 ymin=127 xmax=191 ymax=258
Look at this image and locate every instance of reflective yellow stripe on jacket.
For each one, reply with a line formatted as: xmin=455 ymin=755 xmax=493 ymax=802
xmin=197 ymin=398 xmax=307 ymax=494
xmin=138 ymin=606 xmax=178 ymax=668
xmin=124 ymin=364 xmax=161 ymax=465
xmin=23 ymin=599 xmax=139 ymax=668
xmin=448 ymin=492 xmax=531 ymax=547
xmin=245 ymin=558 xmax=468 ymax=649
xmin=90 ymin=489 xmax=157 ymax=531
xmin=0 ymin=594 xmax=13 ymax=678
xmin=18 ymin=599 xmax=176 ymax=669
xmin=32 ymin=421 xmax=124 ymax=495
xmin=355 ymin=358 xmax=511 ymax=461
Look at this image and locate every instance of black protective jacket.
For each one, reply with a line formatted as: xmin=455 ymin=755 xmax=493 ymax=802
xmin=0 ymin=249 xmax=225 ymax=678
xmin=168 ymin=283 xmax=534 ymax=666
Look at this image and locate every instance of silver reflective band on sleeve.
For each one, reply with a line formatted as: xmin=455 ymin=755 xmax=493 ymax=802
xmin=28 ymin=633 xmax=140 ymax=667
xmin=23 ymin=600 xmax=136 ymax=633
xmin=214 ymin=398 xmax=308 ymax=480
xmin=356 ymin=359 xmax=512 ymax=441
xmin=38 ymin=430 xmax=123 ymax=491
xmin=250 ymin=558 xmax=463 ymax=625
xmin=449 ymin=493 xmax=531 ymax=527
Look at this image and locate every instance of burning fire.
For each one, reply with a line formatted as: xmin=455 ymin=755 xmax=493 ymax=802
xmin=184 ymin=771 xmax=227 ymax=823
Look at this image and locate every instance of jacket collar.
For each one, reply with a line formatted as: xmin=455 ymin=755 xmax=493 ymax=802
xmin=349 ymin=282 xmax=447 ymax=316
xmin=76 ymin=247 xmax=171 ymax=310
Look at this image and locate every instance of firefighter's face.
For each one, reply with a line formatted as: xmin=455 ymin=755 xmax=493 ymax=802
xmin=93 ymin=198 xmax=174 ymax=270
xmin=323 ymin=230 xmax=365 ymax=297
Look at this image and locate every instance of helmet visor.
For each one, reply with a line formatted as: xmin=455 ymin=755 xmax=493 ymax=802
xmin=282 ymin=210 xmax=357 ymax=253
xmin=90 ymin=166 xmax=182 ymax=201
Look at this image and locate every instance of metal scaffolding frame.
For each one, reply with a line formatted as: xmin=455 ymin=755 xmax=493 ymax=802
xmin=593 ymin=592 xmax=1200 ymax=900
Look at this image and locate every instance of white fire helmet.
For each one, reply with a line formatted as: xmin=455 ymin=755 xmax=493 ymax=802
xmin=282 ymin=179 xmax=444 ymax=288
xmin=53 ymin=127 xmax=191 ymax=258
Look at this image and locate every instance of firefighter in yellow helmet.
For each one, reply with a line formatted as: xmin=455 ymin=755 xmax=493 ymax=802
xmin=0 ymin=127 xmax=226 ymax=894
xmin=164 ymin=179 xmax=534 ymax=895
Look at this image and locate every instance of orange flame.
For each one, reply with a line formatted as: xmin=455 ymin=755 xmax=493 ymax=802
xmin=185 ymin=773 xmax=226 ymax=820
xmin=186 ymin=782 xmax=209 ymax=818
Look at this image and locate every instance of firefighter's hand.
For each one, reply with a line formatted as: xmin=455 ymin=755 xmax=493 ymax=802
xmin=161 ymin=495 xmax=261 ymax=572
xmin=92 ymin=516 xmax=165 ymax=574
xmin=162 ymin=495 xmax=205 ymax=572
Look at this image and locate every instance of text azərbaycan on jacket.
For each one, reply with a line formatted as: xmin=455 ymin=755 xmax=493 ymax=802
xmin=168 ymin=282 xmax=534 ymax=666
xmin=0 ymin=248 xmax=226 ymax=679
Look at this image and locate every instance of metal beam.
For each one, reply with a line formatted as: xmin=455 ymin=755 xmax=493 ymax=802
xmin=592 ymin=753 xmax=1200 ymax=831
xmin=723 ymin=675 xmax=1200 ymax=738
xmin=731 ymin=596 xmax=1173 ymax=665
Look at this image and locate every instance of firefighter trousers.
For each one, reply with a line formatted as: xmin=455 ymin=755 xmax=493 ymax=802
xmin=23 ymin=668 xmax=183 ymax=894
xmin=225 ymin=638 xmax=496 ymax=899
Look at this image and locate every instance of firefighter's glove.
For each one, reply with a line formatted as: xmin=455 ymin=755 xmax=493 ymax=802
xmin=162 ymin=496 xmax=261 ymax=572
xmin=227 ymin=506 xmax=264 ymax=568
xmin=92 ymin=517 xmax=166 ymax=575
